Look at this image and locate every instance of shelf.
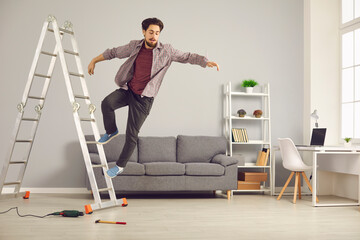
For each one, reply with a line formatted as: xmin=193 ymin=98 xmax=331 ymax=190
xmin=233 ymin=187 xmax=271 ymax=193
xmin=225 ymin=82 xmax=272 ymax=194
xmin=227 ymin=92 xmax=268 ymax=97
xmin=227 ymin=116 xmax=270 ymax=120
xmin=231 ymin=140 xmax=270 ymax=145
xmin=237 ymin=165 xmax=270 ymax=168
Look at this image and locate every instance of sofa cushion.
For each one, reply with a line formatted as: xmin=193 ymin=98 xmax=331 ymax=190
xmin=185 ymin=163 xmax=225 ymax=176
xmin=177 ymin=135 xmax=227 ymax=163
xmin=144 ymin=162 xmax=185 ymax=176
xmin=108 ymin=162 xmax=145 ymax=176
xmin=138 ymin=136 xmax=177 ymax=163
xmin=86 ymin=134 xmax=137 ymax=163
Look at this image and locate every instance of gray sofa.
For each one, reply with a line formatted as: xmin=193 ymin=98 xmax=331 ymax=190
xmin=85 ymin=135 xmax=243 ymax=199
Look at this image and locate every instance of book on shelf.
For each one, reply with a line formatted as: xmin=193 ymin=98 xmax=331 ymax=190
xmin=256 ymin=148 xmax=270 ymax=166
xmin=231 ymin=128 xmax=248 ymax=143
xmin=263 ymin=148 xmax=270 ymax=166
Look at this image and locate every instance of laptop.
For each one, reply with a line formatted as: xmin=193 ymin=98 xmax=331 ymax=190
xmin=296 ymin=128 xmax=327 ymax=147
xmin=310 ymin=128 xmax=327 ymax=146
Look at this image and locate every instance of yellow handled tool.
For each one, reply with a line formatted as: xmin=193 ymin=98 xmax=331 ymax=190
xmin=95 ymin=219 xmax=126 ymax=225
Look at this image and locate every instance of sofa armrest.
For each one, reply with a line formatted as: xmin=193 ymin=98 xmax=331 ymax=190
xmin=211 ymin=154 xmax=240 ymax=167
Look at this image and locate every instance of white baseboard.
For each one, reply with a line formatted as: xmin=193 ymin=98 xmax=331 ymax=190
xmin=2 ymin=187 xmax=90 ymax=194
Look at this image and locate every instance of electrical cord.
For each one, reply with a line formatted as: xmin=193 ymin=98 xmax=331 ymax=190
xmin=0 ymin=207 xmax=52 ymax=218
xmin=0 ymin=207 xmax=84 ymax=218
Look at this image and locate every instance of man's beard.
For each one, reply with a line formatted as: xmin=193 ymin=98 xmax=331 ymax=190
xmin=145 ymin=39 xmax=157 ymax=48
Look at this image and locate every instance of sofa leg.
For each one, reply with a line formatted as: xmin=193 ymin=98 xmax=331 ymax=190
xmin=227 ymin=190 xmax=231 ymax=200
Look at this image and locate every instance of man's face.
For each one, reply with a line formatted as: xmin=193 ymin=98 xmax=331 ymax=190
xmin=143 ymin=24 xmax=161 ymax=49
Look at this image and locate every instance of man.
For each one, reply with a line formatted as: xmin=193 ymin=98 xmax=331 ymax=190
xmin=88 ymin=18 xmax=219 ymax=178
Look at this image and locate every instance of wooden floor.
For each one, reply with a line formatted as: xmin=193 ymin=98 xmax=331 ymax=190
xmin=0 ymin=192 xmax=360 ymax=240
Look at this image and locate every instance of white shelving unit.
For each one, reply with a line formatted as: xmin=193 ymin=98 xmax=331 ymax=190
xmin=224 ymin=82 xmax=272 ymax=194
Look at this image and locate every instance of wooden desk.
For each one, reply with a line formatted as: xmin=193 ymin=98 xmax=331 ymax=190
xmin=271 ymin=145 xmax=360 ymax=207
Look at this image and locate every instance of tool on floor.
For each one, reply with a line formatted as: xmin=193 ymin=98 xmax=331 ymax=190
xmin=95 ymin=219 xmax=127 ymax=225
xmin=51 ymin=210 xmax=84 ymax=217
xmin=0 ymin=15 xmax=127 ymax=214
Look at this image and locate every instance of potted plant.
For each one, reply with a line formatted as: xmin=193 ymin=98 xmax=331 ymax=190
xmin=241 ymin=79 xmax=258 ymax=93
xmin=344 ymin=137 xmax=352 ymax=148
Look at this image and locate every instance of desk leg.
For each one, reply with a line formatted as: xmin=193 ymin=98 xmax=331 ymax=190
xmin=312 ymin=152 xmax=317 ymax=207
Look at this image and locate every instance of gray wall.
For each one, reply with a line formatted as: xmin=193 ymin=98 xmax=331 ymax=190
xmin=0 ymin=0 xmax=303 ymax=188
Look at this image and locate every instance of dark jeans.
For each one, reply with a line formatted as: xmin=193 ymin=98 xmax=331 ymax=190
xmin=101 ymin=88 xmax=154 ymax=167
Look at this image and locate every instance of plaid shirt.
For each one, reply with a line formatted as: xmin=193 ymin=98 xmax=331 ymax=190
xmin=102 ymin=39 xmax=208 ymax=97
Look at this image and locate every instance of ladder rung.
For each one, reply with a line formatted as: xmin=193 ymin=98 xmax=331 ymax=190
xmin=16 ymin=139 xmax=33 ymax=143
xmin=80 ymin=118 xmax=95 ymax=122
xmin=98 ymin=188 xmax=112 ymax=193
xmin=28 ymin=96 xmax=45 ymax=100
xmin=47 ymin=28 xmax=63 ymax=35
xmin=22 ymin=118 xmax=39 ymax=122
xmin=41 ymin=51 xmax=57 ymax=57
xmin=86 ymin=141 xmax=98 ymax=144
xmin=10 ymin=161 xmax=27 ymax=165
xmin=64 ymin=49 xmax=79 ymax=56
xmin=4 ymin=181 xmax=21 ymax=186
xmin=59 ymin=27 xmax=74 ymax=35
xmin=74 ymin=95 xmax=90 ymax=100
xmin=92 ymin=164 xmax=106 ymax=168
xmin=34 ymin=73 xmax=51 ymax=78
xmin=69 ymin=72 xmax=84 ymax=78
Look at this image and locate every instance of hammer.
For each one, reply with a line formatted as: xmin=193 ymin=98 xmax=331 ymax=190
xmin=95 ymin=219 xmax=126 ymax=225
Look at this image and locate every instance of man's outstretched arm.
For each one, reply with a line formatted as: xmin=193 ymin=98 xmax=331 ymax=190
xmin=88 ymin=54 xmax=105 ymax=75
xmin=88 ymin=41 xmax=139 ymax=75
xmin=169 ymin=45 xmax=220 ymax=71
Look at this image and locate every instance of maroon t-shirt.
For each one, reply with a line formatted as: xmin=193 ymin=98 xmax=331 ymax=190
xmin=128 ymin=44 xmax=153 ymax=95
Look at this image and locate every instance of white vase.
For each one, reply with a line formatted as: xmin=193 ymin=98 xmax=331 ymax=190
xmin=245 ymin=87 xmax=254 ymax=93
xmin=344 ymin=142 xmax=352 ymax=148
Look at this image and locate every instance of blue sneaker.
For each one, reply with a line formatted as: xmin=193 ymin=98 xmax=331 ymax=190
xmin=106 ymin=165 xmax=124 ymax=178
xmin=97 ymin=129 xmax=119 ymax=144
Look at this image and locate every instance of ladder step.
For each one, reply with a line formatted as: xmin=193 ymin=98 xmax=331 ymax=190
xmin=47 ymin=28 xmax=73 ymax=35
xmin=64 ymin=49 xmax=79 ymax=56
xmin=92 ymin=164 xmax=106 ymax=168
xmin=28 ymin=96 xmax=45 ymax=100
xmin=59 ymin=27 xmax=74 ymax=35
xmin=47 ymin=28 xmax=64 ymax=35
xmin=98 ymin=188 xmax=112 ymax=193
xmin=22 ymin=118 xmax=39 ymax=122
xmin=69 ymin=72 xmax=84 ymax=78
xmin=86 ymin=141 xmax=98 ymax=144
xmin=34 ymin=73 xmax=51 ymax=78
xmin=41 ymin=51 xmax=57 ymax=57
xmin=80 ymin=118 xmax=95 ymax=122
xmin=10 ymin=161 xmax=27 ymax=165
xmin=74 ymin=95 xmax=90 ymax=100
xmin=16 ymin=139 xmax=33 ymax=143
xmin=4 ymin=181 xmax=21 ymax=186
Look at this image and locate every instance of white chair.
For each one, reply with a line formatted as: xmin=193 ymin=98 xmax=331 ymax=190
xmin=277 ymin=138 xmax=319 ymax=203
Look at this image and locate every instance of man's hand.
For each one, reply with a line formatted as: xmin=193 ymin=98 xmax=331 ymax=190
xmin=88 ymin=60 xmax=95 ymax=75
xmin=88 ymin=54 xmax=105 ymax=76
xmin=206 ymin=61 xmax=220 ymax=71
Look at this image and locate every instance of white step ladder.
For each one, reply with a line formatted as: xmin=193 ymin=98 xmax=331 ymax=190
xmin=0 ymin=15 xmax=127 ymax=214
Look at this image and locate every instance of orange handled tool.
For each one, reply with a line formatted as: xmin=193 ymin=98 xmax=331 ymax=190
xmin=95 ymin=219 xmax=126 ymax=225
